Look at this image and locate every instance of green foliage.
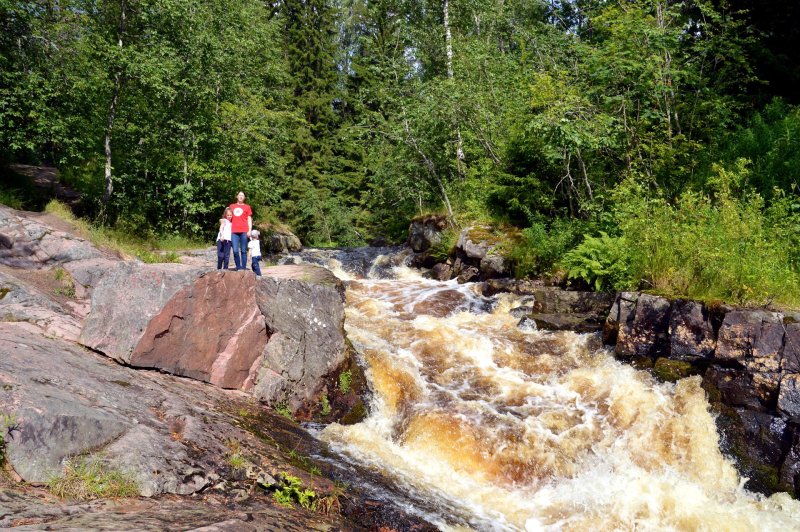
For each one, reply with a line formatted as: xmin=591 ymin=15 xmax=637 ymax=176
xmin=273 ymin=474 xmax=316 ymax=509
xmin=0 ymin=413 xmax=16 ymax=465
xmin=48 ymin=457 xmax=139 ymax=500
xmin=225 ymin=439 xmax=247 ymax=471
xmin=428 ymin=229 xmax=458 ymax=264
xmin=319 ymin=395 xmax=331 ymax=417
xmin=509 ymin=219 xmax=588 ymax=278
xmin=563 ymin=232 xmax=631 ymax=292
xmin=337 ymin=370 xmax=352 ymax=395
xmin=274 ymin=401 xmax=295 ymax=422
xmin=565 ymin=170 xmax=800 ymax=306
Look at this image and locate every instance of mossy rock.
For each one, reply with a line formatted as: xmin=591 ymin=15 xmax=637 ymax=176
xmin=652 ymin=358 xmax=701 ymax=382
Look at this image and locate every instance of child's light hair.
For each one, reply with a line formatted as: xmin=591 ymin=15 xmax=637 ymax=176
xmin=222 ymin=207 xmax=232 ymax=217
xmin=250 ymin=230 xmax=260 ymax=239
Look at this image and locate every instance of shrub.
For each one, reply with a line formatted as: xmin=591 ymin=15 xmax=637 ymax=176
xmin=562 ymin=232 xmax=631 ymax=291
xmin=509 ymin=219 xmax=587 ymax=278
xmin=564 ymin=171 xmax=800 ymax=306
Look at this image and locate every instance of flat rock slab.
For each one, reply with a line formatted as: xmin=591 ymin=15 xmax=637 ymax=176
xmin=0 ymin=322 xmax=272 ymax=496
xmin=0 ymin=206 xmax=104 ymax=269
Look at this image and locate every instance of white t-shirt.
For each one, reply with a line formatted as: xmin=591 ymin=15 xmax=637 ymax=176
xmin=217 ymin=219 xmax=232 ymax=241
xmin=247 ymin=239 xmax=261 ymax=258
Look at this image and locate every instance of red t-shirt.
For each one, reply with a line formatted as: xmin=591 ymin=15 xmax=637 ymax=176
xmin=228 ymin=203 xmax=252 ymax=233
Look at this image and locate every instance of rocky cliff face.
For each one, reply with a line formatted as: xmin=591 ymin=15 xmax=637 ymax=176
xmin=604 ymin=291 xmax=800 ymax=496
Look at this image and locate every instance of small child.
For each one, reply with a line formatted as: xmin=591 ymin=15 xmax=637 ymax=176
xmin=247 ymin=230 xmax=262 ymax=276
xmin=216 ymin=208 xmax=233 ymax=270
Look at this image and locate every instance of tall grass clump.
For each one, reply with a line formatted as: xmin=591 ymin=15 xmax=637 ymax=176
xmin=564 ymin=161 xmax=800 ymax=307
xmin=48 ymin=457 xmax=139 ymax=500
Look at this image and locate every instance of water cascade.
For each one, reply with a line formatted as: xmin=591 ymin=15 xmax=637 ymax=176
xmin=293 ymin=250 xmax=800 ymax=530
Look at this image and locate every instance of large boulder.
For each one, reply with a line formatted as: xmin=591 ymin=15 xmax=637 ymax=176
xmin=79 ymin=262 xmax=207 ymax=364
xmin=256 ymin=223 xmax=302 ymax=254
xmin=252 ymin=265 xmax=348 ymax=410
xmin=407 ymin=215 xmax=448 ymax=253
xmin=130 ymin=271 xmax=268 ymax=391
xmin=454 ymin=224 xmax=510 ymax=279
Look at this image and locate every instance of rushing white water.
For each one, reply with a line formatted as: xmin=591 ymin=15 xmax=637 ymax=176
xmin=312 ymin=261 xmax=800 ymax=531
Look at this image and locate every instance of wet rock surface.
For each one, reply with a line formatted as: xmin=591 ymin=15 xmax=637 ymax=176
xmin=603 ymin=291 xmax=800 ymax=497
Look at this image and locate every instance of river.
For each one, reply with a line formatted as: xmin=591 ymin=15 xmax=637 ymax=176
xmin=285 ymin=251 xmax=800 ymax=531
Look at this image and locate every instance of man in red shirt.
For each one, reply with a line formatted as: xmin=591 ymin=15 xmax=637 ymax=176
xmin=228 ymin=191 xmax=253 ymax=271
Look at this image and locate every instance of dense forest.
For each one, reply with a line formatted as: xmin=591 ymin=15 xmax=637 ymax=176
xmin=1 ymin=0 xmax=799 ymax=304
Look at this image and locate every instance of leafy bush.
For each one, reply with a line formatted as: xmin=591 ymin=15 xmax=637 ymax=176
xmin=564 ymin=170 xmax=800 ymax=306
xmin=509 ymin=219 xmax=588 ymax=278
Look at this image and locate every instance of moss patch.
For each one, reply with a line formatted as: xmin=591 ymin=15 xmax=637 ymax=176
xmin=652 ymin=358 xmax=701 ymax=382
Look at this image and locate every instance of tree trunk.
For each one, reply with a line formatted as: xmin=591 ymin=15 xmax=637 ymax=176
xmin=103 ymin=0 xmax=127 ymax=205
xmin=443 ymin=0 xmax=466 ymax=179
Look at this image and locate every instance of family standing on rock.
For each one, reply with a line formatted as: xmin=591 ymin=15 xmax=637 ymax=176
xmin=216 ymin=191 xmax=261 ymax=276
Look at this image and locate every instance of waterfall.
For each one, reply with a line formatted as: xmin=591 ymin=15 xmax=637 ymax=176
xmin=292 ymin=248 xmax=800 ymax=530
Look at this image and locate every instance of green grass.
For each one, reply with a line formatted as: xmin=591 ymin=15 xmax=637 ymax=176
xmin=48 ymin=457 xmax=139 ymax=500
xmin=45 ymin=200 xmax=202 ymax=263
xmin=225 ymin=439 xmax=247 ymax=471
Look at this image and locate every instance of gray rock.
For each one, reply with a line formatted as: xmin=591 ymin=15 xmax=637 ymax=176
xmin=253 ymin=265 xmax=347 ymax=410
xmin=407 ymin=215 xmax=448 ymax=253
xmin=79 ymin=262 xmax=207 ymax=363
xmin=0 ymin=322 xmax=231 ymax=495
xmin=616 ymin=293 xmax=671 ymax=358
xmin=778 ymin=374 xmax=800 ymax=419
xmin=0 ymin=206 xmax=103 ymax=269
xmin=669 ymin=300 xmax=716 ymax=359
xmin=716 ymin=310 xmax=784 ymax=372
xmin=509 ymin=306 xmax=534 ymax=319
xmin=530 ymin=287 xmax=615 ymax=315
xmin=259 ymin=225 xmax=302 ymax=254
xmin=531 ymin=313 xmax=604 ymax=333
xmin=456 ymin=225 xmax=493 ymax=260
xmin=429 ymin=262 xmax=453 ymax=281
xmin=479 ymin=253 xmax=507 ymax=279
xmin=604 ymin=292 xmax=637 ymax=346
xmin=456 ymin=266 xmax=480 ymax=284
xmin=784 ymin=322 xmax=800 ymax=373
xmin=0 ymin=270 xmax=83 ymax=341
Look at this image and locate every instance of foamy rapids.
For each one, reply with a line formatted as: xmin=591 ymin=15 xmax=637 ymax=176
xmin=315 ymin=266 xmax=800 ymax=531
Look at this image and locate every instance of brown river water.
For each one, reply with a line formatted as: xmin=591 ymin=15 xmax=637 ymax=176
xmin=289 ymin=253 xmax=800 ymax=531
